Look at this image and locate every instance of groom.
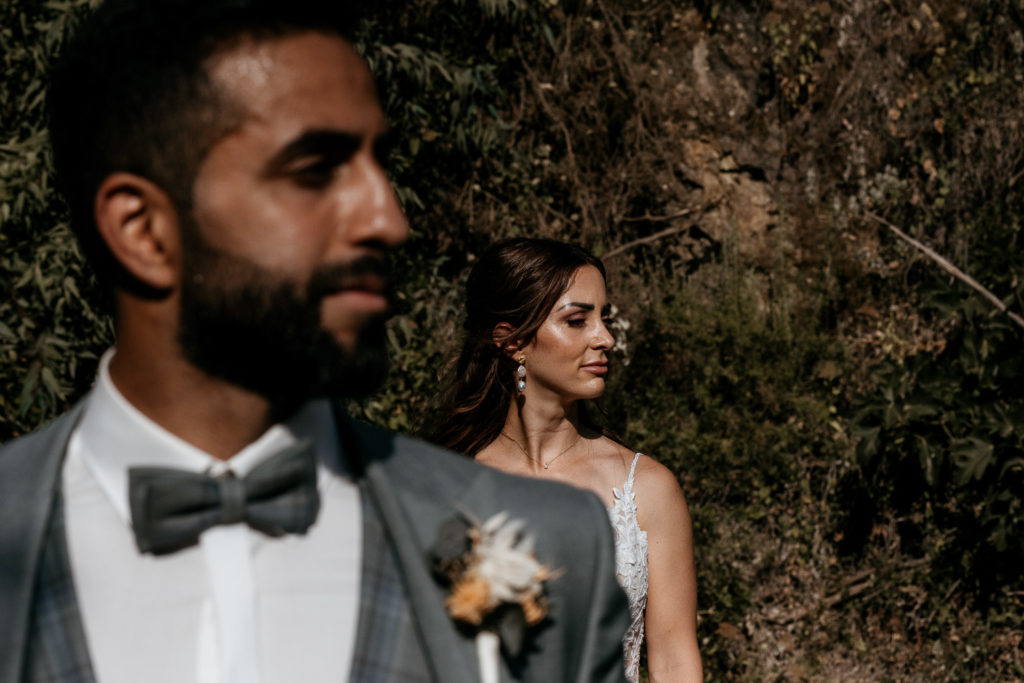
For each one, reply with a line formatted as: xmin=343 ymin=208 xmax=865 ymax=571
xmin=0 ymin=1 xmax=628 ymax=681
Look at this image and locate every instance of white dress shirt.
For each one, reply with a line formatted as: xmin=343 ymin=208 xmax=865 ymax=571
xmin=62 ymin=350 xmax=362 ymax=683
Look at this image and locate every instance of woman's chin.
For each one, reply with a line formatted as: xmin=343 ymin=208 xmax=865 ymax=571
xmin=574 ymin=379 xmax=607 ymax=401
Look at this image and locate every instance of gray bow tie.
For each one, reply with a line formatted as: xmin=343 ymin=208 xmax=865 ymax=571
xmin=128 ymin=439 xmax=320 ymax=556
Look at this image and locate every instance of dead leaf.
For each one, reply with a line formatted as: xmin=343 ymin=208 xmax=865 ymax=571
xmin=717 ymin=622 xmax=743 ymax=640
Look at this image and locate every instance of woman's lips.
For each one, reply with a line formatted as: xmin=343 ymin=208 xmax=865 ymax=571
xmin=581 ymin=362 xmax=608 ymax=376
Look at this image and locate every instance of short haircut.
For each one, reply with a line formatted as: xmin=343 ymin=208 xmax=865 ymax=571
xmin=46 ymin=0 xmax=361 ymax=290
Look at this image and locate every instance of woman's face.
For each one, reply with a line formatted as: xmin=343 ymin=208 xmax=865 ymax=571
xmin=521 ymin=265 xmax=614 ymax=402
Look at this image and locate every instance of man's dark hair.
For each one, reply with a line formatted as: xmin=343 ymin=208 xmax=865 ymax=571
xmin=47 ymin=0 xmax=361 ymax=292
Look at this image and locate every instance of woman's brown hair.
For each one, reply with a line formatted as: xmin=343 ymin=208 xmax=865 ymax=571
xmin=428 ymin=237 xmax=607 ymax=455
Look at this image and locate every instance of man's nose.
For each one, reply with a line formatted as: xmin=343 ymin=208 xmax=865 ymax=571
xmin=342 ymin=155 xmax=410 ymax=249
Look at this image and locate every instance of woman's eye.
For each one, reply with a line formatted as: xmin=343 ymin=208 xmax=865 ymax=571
xmin=567 ymin=318 xmax=586 ymax=328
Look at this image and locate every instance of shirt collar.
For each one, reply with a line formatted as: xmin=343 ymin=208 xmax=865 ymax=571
xmin=75 ymin=349 xmax=343 ymax=525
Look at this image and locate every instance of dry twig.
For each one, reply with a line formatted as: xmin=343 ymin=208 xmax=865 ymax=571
xmin=604 ymin=224 xmax=692 ymax=260
xmin=617 ymin=209 xmax=696 ymax=224
xmin=867 ymin=212 xmax=1024 ymax=332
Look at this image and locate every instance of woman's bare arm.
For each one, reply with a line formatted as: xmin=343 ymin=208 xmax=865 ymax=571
xmin=636 ymin=456 xmax=703 ymax=682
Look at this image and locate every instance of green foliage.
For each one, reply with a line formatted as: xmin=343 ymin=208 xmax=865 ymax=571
xmin=850 ymin=279 xmax=1024 ymax=599
xmin=612 ymin=261 xmax=841 ymax=504
xmin=819 ymin=0 xmax=1024 ymax=626
xmin=1 ymin=0 xmax=110 ymax=440
xmin=346 ymin=255 xmax=464 ymax=433
xmin=762 ymin=1 xmax=832 ymax=111
xmin=602 ymin=242 xmax=849 ymax=675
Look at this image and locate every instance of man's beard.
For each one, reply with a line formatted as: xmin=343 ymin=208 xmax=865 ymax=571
xmin=177 ymin=237 xmax=390 ymax=410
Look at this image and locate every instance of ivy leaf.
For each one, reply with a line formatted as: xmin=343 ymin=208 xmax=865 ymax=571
xmin=952 ymin=436 xmax=995 ymax=485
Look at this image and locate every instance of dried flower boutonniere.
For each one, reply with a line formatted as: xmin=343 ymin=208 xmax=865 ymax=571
xmin=429 ymin=510 xmax=559 ymax=683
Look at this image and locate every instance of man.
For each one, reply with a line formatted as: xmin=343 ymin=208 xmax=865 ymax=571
xmin=0 ymin=1 xmax=629 ymax=682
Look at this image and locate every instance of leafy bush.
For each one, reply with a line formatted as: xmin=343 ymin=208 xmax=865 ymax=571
xmin=0 ymin=0 xmax=110 ymax=440
xmin=850 ymin=279 xmax=1024 ymax=601
xmin=601 ymin=240 xmax=851 ymax=675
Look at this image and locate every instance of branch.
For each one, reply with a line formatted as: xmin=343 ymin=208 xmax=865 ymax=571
xmin=768 ymin=557 xmax=929 ymax=626
xmin=616 ymin=208 xmax=696 ymax=223
xmin=512 ymin=39 xmax=578 ymax=180
xmin=867 ymin=212 xmax=1024 ymax=332
xmin=1009 ymin=166 xmax=1024 ymax=189
xmin=604 ymin=223 xmax=692 ymax=260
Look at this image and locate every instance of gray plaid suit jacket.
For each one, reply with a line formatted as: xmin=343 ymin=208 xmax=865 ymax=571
xmin=0 ymin=400 xmax=629 ymax=683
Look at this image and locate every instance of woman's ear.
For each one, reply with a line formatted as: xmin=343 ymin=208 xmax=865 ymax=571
xmin=492 ymin=322 xmax=523 ymax=359
xmin=93 ymin=172 xmax=180 ymax=292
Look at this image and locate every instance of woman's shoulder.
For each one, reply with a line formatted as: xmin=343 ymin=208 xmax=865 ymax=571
xmin=632 ymin=452 xmax=677 ymax=483
xmin=629 ymin=452 xmax=690 ymax=526
xmin=594 ymin=441 xmax=672 ymax=484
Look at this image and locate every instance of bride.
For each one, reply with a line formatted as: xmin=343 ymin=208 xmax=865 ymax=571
xmin=430 ymin=238 xmax=702 ymax=682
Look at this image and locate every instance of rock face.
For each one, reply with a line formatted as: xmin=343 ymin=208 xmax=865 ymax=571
xmin=499 ymin=4 xmax=809 ymax=279
xmin=634 ymin=7 xmax=786 ymax=269
xmin=680 ymin=138 xmax=778 ymax=263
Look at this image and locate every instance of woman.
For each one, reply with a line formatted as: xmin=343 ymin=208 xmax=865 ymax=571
xmin=430 ymin=238 xmax=702 ymax=682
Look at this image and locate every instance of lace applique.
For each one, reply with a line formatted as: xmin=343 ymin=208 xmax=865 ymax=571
xmin=606 ymin=453 xmax=648 ymax=683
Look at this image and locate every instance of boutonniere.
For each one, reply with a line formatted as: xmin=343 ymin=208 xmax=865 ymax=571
xmin=429 ymin=510 xmax=559 ymax=683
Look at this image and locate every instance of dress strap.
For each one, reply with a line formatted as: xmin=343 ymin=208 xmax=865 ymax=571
xmin=624 ymin=453 xmax=642 ymax=493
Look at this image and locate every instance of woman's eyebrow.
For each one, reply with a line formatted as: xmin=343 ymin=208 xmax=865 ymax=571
xmin=556 ymin=302 xmax=596 ymax=312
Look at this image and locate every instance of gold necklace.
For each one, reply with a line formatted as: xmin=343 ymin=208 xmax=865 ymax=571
xmin=500 ymin=431 xmax=582 ymax=469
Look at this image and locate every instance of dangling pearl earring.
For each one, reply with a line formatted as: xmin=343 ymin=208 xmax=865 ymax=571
xmin=516 ymin=356 xmax=527 ymax=392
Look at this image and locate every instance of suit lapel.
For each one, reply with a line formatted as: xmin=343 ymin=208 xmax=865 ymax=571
xmin=340 ymin=412 xmax=504 ymax=683
xmin=348 ymin=485 xmax=429 ymax=682
xmin=0 ymin=403 xmax=86 ymax=683
xmin=20 ymin=486 xmax=96 ymax=683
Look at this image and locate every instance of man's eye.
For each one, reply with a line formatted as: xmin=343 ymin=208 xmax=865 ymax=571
xmin=291 ymin=160 xmax=336 ymax=188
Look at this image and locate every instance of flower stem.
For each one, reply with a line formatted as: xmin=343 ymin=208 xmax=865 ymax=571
xmin=476 ymin=631 xmax=500 ymax=683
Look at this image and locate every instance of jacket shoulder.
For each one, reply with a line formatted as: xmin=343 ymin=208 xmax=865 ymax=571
xmin=0 ymin=406 xmax=83 ymax=489
xmin=0 ymin=405 xmax=84 ymax=683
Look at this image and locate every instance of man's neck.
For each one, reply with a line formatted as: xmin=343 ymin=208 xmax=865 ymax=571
xmin=108 ymin=346 xmax=280 ymax=460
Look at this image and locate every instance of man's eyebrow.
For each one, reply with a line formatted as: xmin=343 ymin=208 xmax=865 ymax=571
xmin=262 ymin=130 xmax=364 ymax=174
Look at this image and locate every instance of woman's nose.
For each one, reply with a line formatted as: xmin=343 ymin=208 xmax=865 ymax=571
xmin=592 ymin=321 xmax=614 ymax=349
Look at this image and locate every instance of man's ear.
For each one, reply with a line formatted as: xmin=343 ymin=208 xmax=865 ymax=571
xmin=492 ymin=322 xmax=524 ymax=359
xmin=94 ymin=172 xmax=180 ymax=292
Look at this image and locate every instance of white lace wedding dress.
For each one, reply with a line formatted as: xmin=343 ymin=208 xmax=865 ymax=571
xmin=607 ymin=453 xmax=648 ymax=683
